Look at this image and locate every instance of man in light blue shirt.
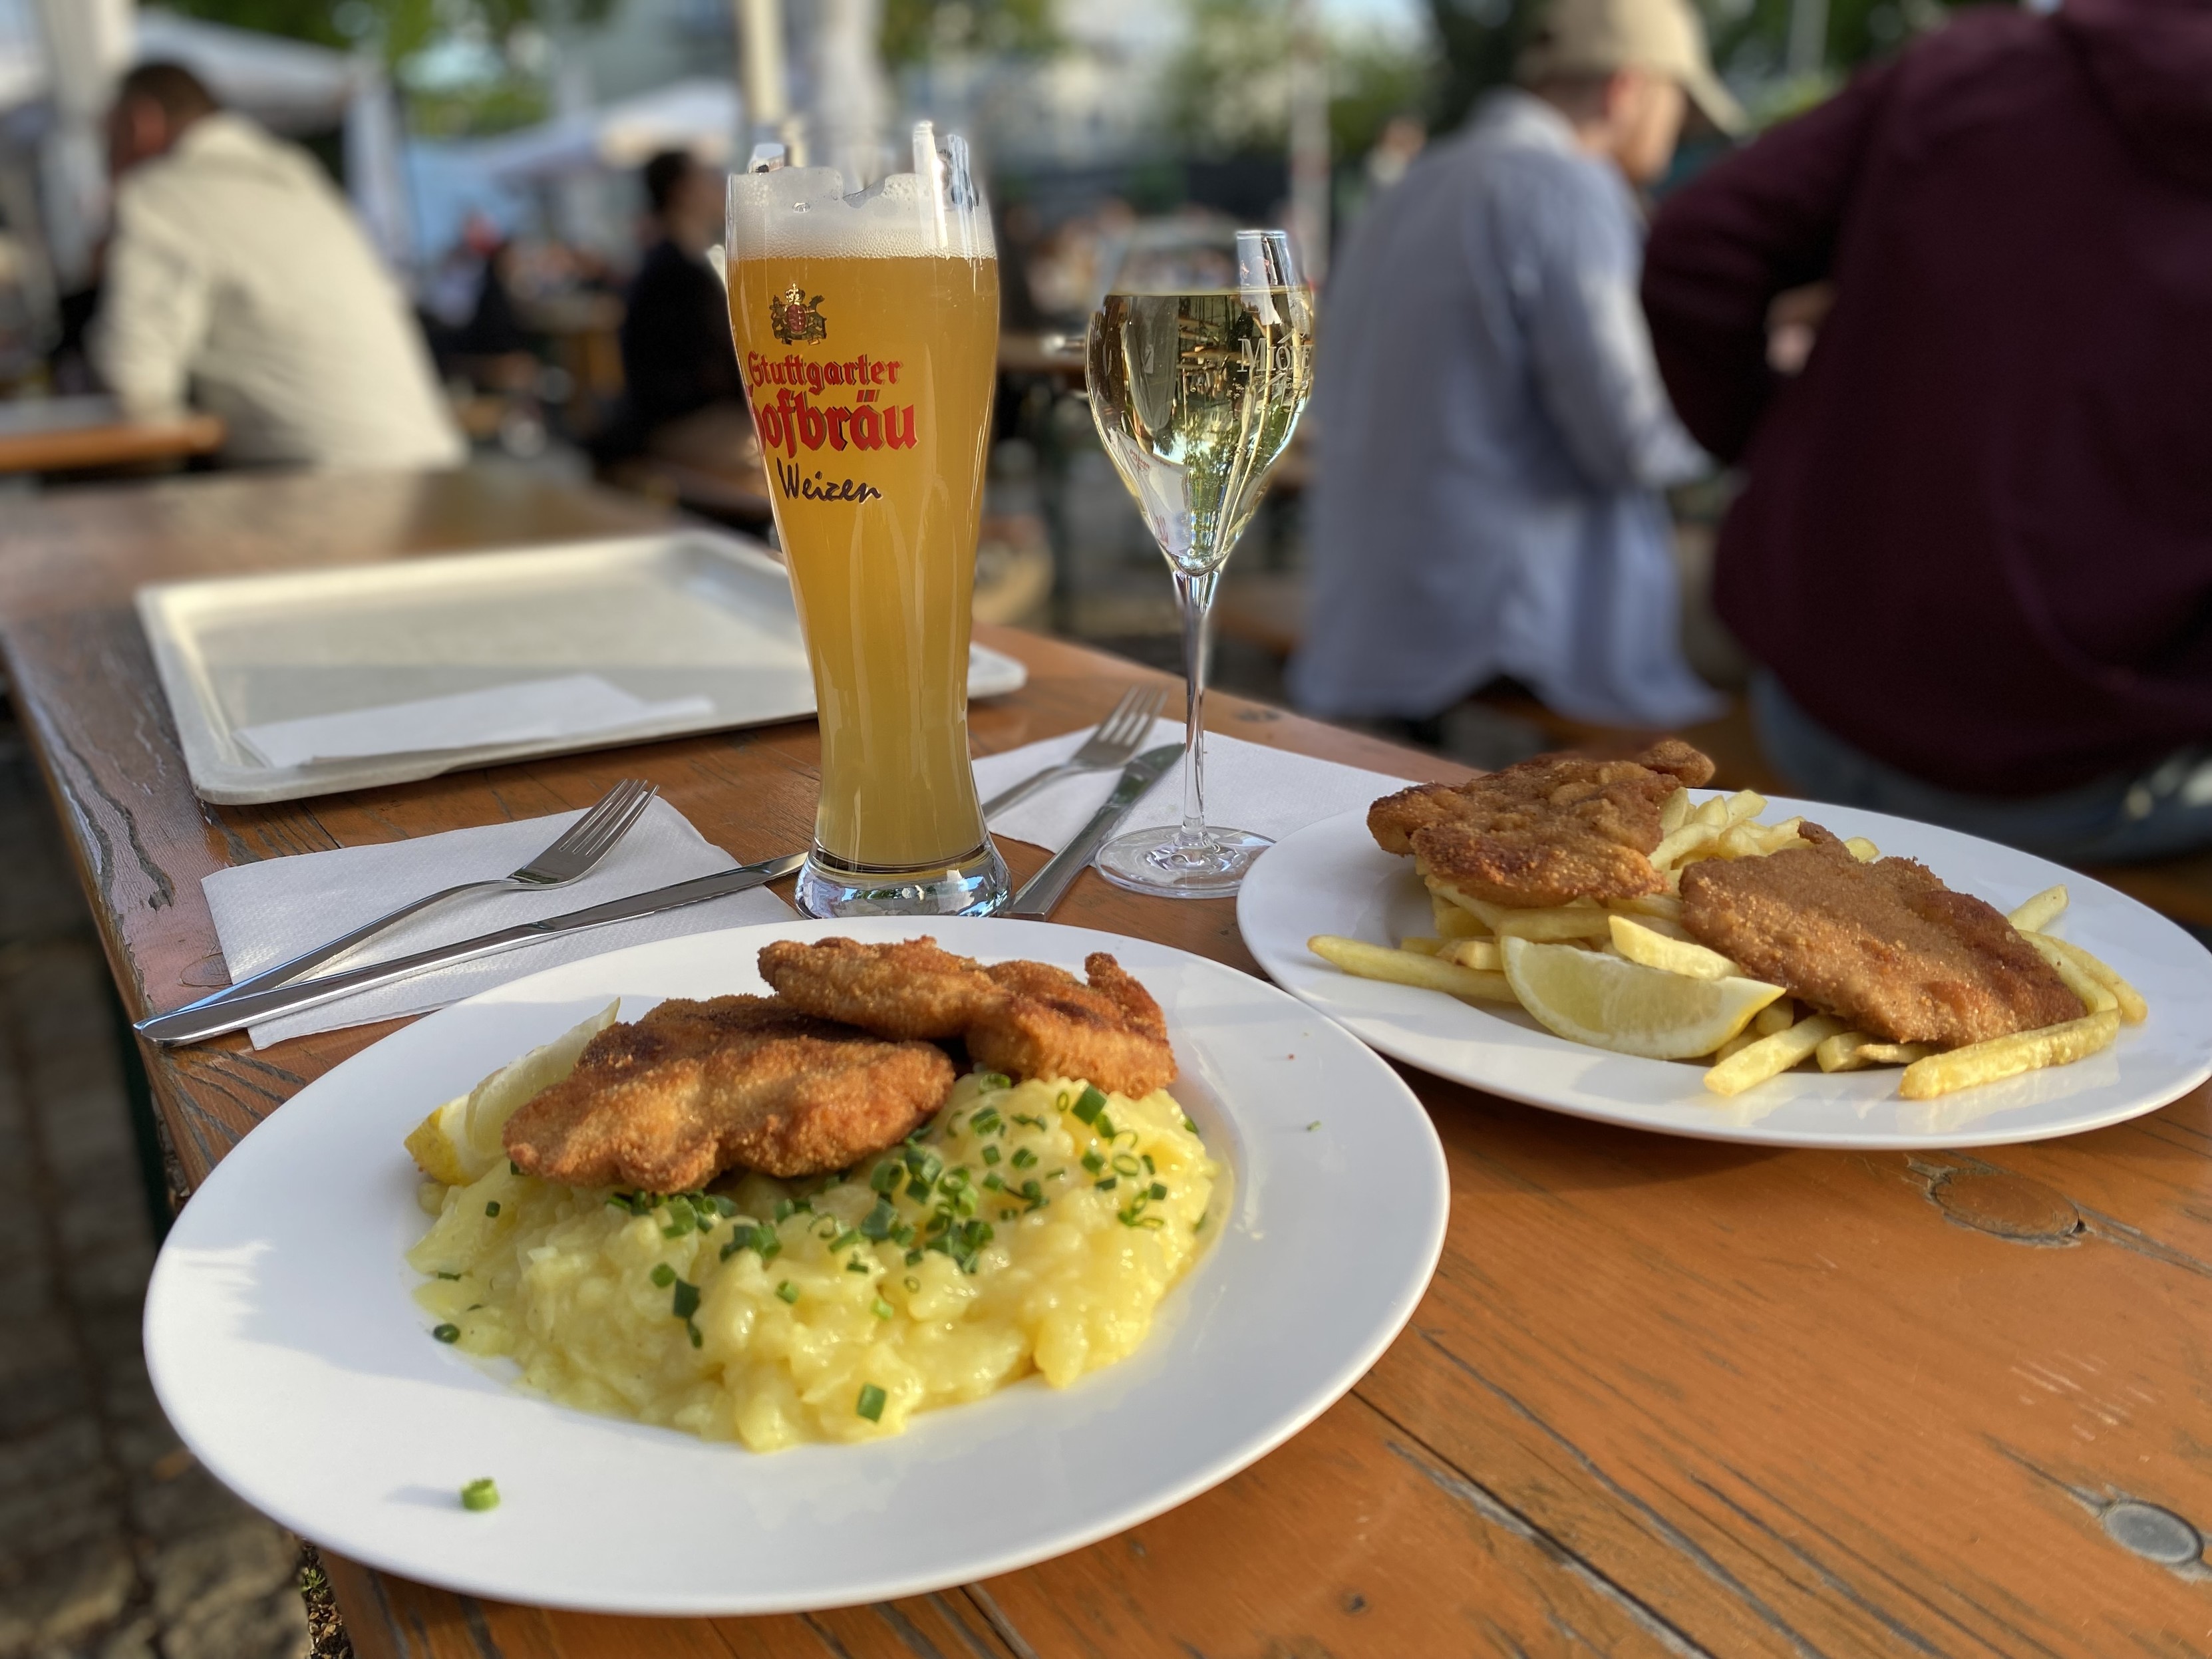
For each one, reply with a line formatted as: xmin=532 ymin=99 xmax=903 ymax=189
xmin=1289 ymin=0 xmax=1739 ymax=732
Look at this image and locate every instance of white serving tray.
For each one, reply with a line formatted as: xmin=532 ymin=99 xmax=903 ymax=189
xmin=136 ymin=529 xmax=1029 ymax=805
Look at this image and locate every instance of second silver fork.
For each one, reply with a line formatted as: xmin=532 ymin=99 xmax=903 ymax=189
xmin=135 ymin=778 xmax=658 ymax=1033
xmin=980 ymin=684 xmax=1168 ymax=818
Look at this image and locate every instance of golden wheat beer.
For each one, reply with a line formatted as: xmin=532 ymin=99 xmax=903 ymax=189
xmin=726 ymin=132 xmax=1006 ymax=917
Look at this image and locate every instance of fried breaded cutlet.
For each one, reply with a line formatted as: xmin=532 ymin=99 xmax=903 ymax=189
xmin=1679 ymin=825 xmax=2080 ymax=1048
xmin=967 ymin=953 xmax=1178 ymax=1098
xmin=1367 ymin=739 xmax=1716 ymax=909
xmin=502 ymin=996 xmax=953 ymax=1191
xmin=759 ymin=934 xmax=1000 ymax=1039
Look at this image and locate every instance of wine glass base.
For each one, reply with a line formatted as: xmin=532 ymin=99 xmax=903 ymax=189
xmin=795 ymin=841 xmax=1010 ymax=919
xmin=1094 ymin=826 xmax=1272 ymax=899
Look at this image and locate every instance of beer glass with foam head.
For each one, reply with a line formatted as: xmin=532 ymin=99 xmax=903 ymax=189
xmin=726 ymin=125 xmax=1007 ymax=918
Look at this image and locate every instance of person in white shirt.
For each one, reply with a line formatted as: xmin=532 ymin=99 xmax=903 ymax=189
xmin=90 ymin=62 xmax=465 ymax=470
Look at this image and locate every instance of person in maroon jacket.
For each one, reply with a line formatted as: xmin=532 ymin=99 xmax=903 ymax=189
xmin=1641 ymin=0 xmax=2212 ymax=863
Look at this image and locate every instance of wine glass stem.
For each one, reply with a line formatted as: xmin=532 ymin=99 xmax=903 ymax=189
xmin=1174 ymin=567 xmax=1219 ymax=850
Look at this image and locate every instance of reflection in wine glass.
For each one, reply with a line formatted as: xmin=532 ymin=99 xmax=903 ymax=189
xmin=1084 ymin=229 xmax=1315 ymax=897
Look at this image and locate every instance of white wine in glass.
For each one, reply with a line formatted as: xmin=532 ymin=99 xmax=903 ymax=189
xmin=1085 ymin=229 xmax=1315 ymax=897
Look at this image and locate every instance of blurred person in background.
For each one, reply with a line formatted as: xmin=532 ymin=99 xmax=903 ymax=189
xmin=617 ymin=148 xmax=742 ymax=441
xmin=91 ymin=63 xmax=464 ymax=470
xmin=1288 ymin=0 xmax=1739 ymax=738
xmin=1643 ymin=0 xmax=2212 ymax=861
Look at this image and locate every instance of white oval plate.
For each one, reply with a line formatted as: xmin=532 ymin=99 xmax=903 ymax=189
xmin=144 ymin=916 xmax=1446 ymax=1615
xmin=1239 ymin=795 xmax=2212 ymax=1149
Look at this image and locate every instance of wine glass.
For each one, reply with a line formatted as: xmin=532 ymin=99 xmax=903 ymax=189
xmin=1084 ymin=228 xmax=1315 ymax=897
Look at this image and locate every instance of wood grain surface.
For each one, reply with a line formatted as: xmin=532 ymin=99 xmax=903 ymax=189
xmin=4 ymin=466 xmax=2209 ymax=1659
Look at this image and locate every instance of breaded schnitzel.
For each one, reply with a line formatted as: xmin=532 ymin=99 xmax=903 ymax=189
xmin=1368 ymin=740 xmax=1716 ymax=909
xmin=1679 ymin=825 xmax=2079 ymax=1047
xmin=502 ymin=996 xmax=953 ymax=1191
xmin=967 ymin=953 xmax=1178 ymax=1098
xmin=759 ymin=935 xmax=1000 ymax=1039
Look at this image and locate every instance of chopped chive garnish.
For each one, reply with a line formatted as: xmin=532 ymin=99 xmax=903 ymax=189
xmin=871 ymin=1296 xmax=894 ymax=1320
xmin=1072 ymin=1086 xmax=1106 ymax=1124
xmin=903 ymin=1275 xmax=919 ymax=1292
xmin=975 ymin=1072 xmax=1012 ymax=1091
xmin=1112 ymin=1153 xmax=1141 ymax=1175
xmin=1149 ymin=1181 xmax=1168 ymax=1200
xmin=432 ymin=1323 xmax=460 ymax=1342
xmin=484 ymin=1201 xmax=501 ymax=1218
xmin=859 ymin=1198 xmax=899 ymax=1240
xmin=1012 ymin=1147 xmax=1038 ymax=1169
xmin=508 ymin=1160 xmax=520 ymax=1176
xmin=687 ymin=1321 xmax=703 ymax=1348
xmin=1012 ymin=1112 xmax=1044 ymax=1128
xmin=773 ymin=1199 xmax=795 ymax=1222
xmin=460 ymin=1477 xmax=500 ymax=1512
xmin=856 ymin=1383 xmax=886 ymax=1422
xmin=828 ymin=1229 xmax=861 ymax=1253
xmin=434 ymin=1271 xmax=461 ymax=1281
xmin=1096 ymin=1176 xmax=1118 ymax=1191
xmin=869 ymin=1162 xmax=902 ymax=1195
xmin=670 ymin=1279 xmax=701 ymax=1321
xmin=1182 ymin=1115 xmax=1199 ymax=1133
xmin=776 ymin=1281 xmax=800 ymax=1304
xmin=971 ymin=1107 xmax=1003 ymax=1135
xmin=1081 ymin=1151 xmax=1105 ymax=1174
xmin=846 ymin=1256 xmax=869 ymax=1272
xmin=1306 ymin=1120 xmax=1321 ymax=1132
xmin=981 ymin=1144 xmax=1001 ymax=1165
xmin=1096 ymin=1113 xmax=1117 ymax=1139
xmin=983 ymin=1172 xmax=1003 ymax=1191
xmin=650 ymin=1263 xmax=675 ymax=1287
xmin=1142 ymin=1153 xmax=1155 ymax=1174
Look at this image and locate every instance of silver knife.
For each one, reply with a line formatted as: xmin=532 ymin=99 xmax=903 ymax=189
xmin=1000 ymin=745 xmax=1180 ymax=921
xmin=136 ymin=852 xmax=806 ymax=1045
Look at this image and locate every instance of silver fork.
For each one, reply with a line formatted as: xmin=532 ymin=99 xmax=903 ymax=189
xmin=138 ymin=779 xmax=658 ymax=1030
xmin=981 ymin=684 xmax=1168 ymax=818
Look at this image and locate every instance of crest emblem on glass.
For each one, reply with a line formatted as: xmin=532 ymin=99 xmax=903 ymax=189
xmin=726 ymin=125 xmax=1007 ymax=918
xmin=1086 ymin=229 xmax=1316 ymax=896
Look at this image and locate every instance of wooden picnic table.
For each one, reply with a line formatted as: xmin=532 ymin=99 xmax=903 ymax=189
xmin=0 ymin=394 xmax=223 ymax=474
xmin=2 ymin=463 xmax=2209 ymax=1658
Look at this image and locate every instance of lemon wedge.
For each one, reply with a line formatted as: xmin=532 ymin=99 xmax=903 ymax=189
xmin=403 ymin=1001 xmax=620 ymax=1185
xmin=1501 ymin=937 xmax=1784 ymax=1060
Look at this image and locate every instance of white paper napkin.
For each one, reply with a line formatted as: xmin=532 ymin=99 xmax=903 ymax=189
xmin=202 ymin=797 xmax=794 ymax=1048
xmin=975 ymin=717 xmax=1414 ymax=853
xmin=232 ymin=674 xmax=713 ymax=768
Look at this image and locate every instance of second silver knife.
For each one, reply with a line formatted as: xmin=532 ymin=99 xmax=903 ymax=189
xmin=999 ymin=745 xmax=1181 ymax=921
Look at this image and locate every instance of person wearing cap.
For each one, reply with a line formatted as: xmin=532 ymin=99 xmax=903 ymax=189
xmin=1288 ymin=0 xmax=1741 ymax=739
xmin=1643 ymin=0 xmax=2212 ymax=861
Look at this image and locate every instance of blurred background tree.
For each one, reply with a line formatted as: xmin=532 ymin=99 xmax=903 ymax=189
xmin=1166 ymin=0 xmax=1434 ymax=162
xmin=881 ymin=0 xmax=1062 ymax=67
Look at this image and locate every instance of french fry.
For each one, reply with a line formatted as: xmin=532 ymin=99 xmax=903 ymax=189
xmin=1753 ymin=998 xmax=1798 ymax=1036
xmin=1609 ymin=915 xmax=1740 ymax=979
xmin=1660 ymin=788 xmax=1692 ymax=835
xmin=1308 ymin=935 xmax=1520 ymax=1003
xmin=2022 ymin=935 xmax=2120 ymax=1018
xmin=1694 ymin=795 xmax=1731 ymax=829
xmin=1431 ymin=894 xmax=1491 ymax=939
xmin=1843 ymin=837 xmax=1879 ymax=863
xmin=1649 ymin=822 xmax=1718 ymax=870
xmin=2034 ymin=934 xmax=2146 ymax=1025
xmin=1611 ymin=892 xmax=1684 ymax=920
xmin=1899 ymin=1009 xmax=2119 ymax=1100
xmin=2007 ymin=884 xmax=2069 ymax=934
xmin=1440 ymin=937 xmax=1503 ymax=972
xmin=1858 ymin=1041 xmax=1934 ymax=1065
xmin=1714 ymin=1030 xmax=1759 ymax=1062
xmin=1400 ymin=937 xmax=1443 ymax=955
xmin=1815 ymin=1029 xmax=1870 ymax=1072
xmin=1704 ymin=1014 xmax=1848 ymax=1098
xmin=1491 ymin=908 xmax=1615 ymax=943
xmin=1722 ymin=788 xmax=1768 ymax=826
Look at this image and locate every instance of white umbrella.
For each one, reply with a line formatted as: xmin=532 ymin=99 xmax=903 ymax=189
xmin=470 ymin=78 xmax=741 ymax=184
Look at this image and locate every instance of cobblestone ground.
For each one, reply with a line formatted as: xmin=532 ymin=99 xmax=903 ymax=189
xmin=0 ymin=721 xmax=310 ymax=1659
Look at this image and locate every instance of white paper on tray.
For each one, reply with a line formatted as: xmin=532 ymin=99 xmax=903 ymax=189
xmin=232 ymin=675 xmax=712 ymax=768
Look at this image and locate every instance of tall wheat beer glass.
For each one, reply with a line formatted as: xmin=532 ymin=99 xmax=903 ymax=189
xmin=726 ymin=126 xmax=1007 ymax=917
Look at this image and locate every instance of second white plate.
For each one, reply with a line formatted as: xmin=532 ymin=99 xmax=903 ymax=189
xmin=1238 ymin=796 xmax=2212 ymax=1148
xmin=144 ymin=917 xmax=1447 ymax=1614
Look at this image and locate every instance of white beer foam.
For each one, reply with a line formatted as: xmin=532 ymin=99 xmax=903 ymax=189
xmin=727 ymin=166 xmax=996 ymax=262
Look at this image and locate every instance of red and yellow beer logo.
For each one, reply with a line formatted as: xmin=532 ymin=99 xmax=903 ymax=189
xmin=769 ymin=285 xmax=828 ymax=345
